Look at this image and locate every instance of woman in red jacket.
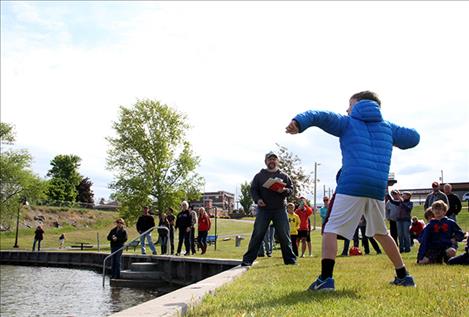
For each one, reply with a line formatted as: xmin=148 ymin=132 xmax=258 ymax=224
xmin=197 ymin=207 xmax=212 ymax=254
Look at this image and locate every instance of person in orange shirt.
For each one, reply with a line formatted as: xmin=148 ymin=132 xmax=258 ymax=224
xmin=295 ymin=197 xmax=313 ymax=257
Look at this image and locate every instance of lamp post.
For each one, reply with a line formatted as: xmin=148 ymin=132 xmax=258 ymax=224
xmin=13 ymin=197 xmax=28 ymax=248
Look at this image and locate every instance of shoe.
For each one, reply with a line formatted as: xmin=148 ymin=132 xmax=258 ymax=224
xmin=175 ymin=253 xmax=180 ymax=256
xmin=308 ymin=276 xmax=335 ymax=292
xmin=390 ymin=275 xmax=416 ymax=287
xmin=241 ymin=262 xmax=252 ymax=267
xmin=267 ymin=253 xmax=272 ymax=257
xmin=258 ymin=254 xmax=265 ymax=257
xmin=152 ymin=252 xmax=157 ymax=255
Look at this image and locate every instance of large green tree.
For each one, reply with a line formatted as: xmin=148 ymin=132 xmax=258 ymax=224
xmin=107 ymin=99 xmax=204 ymax=223
xmin=46 ymin=154 xmax=82 ymax=202
xmin=276 ymin=144 xmax=312 ymax=200
xmin=239 ymin=181 xmax=253 ymax=213
xmin=0 ymin=123 xmax=45 ymax=230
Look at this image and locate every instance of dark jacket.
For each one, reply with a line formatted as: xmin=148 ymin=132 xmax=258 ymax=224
xmin=417 ymin=217 xmax=464 ymax=261
xmin=446 ymin=193 xmax=462 ymax=217
xmin=107 ymin=227 xmax=128 ymax=249
xmin=34 ymin=227 xmax=44 ymax=241
xmin=397 ymin=199 xmax=413 ymax=221
xmin=251 ymin=168 xmax=293 ymax=211
xmin=175 ymin=210 xmax=192 ymax=230
xmin=158 ymin=217 xmax=170 ymax=236
xmin=136 ymin=214 xmax=155 ymax=233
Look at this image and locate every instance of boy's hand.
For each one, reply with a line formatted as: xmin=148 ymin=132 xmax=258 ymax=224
xmin=285 ymin=120 xmax=299 ymax=134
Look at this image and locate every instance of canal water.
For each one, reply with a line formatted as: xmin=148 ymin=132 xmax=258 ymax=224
xmin=0 ymin=265 xmax=159 ymax=317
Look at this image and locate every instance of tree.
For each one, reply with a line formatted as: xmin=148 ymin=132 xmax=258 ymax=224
xmin=0 ymin=122 xmax=46 ymax=229
xmin=76 ymin=177 xmax=94 ymax=206
xmin=239 ymin=181 xmax=253 ymax=213
xmin=276 ymin=144 xmax=312 ymax=200
xmin=107 ymin=99 xmax=204 ymax=223
xmin=46 ymin=154 xmax=82 ymax=203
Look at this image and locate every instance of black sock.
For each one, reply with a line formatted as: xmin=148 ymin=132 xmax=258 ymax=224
xmin=321 ymin=259 xmax=335 ymax=279
xmin=396 ymin=266 xmax=407 ymax=279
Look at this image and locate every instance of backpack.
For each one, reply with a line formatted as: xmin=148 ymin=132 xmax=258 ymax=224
xmin=349 ymin=246 xmax=363 ymax=256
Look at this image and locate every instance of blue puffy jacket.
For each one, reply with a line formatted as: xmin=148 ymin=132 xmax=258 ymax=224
xmin=293 ymin=100 xmax=420 ymax=200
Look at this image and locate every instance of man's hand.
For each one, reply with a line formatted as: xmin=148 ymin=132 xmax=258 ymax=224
xmin=186 ymin=227 xmax=191 ymax=233
xmin=257 ymin=199 xmax=266 ymax=207
xmin=285 ymin=120 xmax=299 ymax=134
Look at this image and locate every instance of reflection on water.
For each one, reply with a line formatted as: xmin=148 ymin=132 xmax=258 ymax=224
xmin=0 ymin=265 xmax=159 ymax=317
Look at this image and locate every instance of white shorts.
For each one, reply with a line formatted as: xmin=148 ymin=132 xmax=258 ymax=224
xmin=324 ymin=193 xmax=388 ymax=240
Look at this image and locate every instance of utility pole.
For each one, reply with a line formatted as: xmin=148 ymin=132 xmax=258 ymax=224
xmin=313 ymin=162 xmax=320 ymax=230
xmin=439 ymin=170 xmax=444 ymax=184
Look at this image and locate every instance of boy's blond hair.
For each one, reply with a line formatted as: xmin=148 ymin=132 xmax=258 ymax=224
xmin=287 ymin=202 xmax=295 ymax=209
xmin=431 ymin=200 xmax=448 ymax=213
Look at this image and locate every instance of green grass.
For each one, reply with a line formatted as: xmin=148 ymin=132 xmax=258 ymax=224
xmin=188 ymin=229 xmax=469 ymax=317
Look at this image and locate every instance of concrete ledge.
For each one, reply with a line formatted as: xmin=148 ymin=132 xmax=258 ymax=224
xmin=108 ymin=265 xmax=249 ymax=317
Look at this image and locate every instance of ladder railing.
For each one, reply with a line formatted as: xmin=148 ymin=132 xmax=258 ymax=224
xmin=102 ymin=226 xmax=170 ymax=287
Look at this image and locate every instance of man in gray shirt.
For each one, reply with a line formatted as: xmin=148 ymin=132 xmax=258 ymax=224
xmin=424 ymin=181 xmax=448 ymax=210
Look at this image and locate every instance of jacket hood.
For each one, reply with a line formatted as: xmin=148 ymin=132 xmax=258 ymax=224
xmin=351 ymin=100 xmax=383 ymax=122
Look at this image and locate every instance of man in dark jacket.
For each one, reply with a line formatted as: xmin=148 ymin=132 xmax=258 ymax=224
xmin=136 ymin=206 xmax=157 ymax=255
xmin=107 ymin=218 xmax=128 ymax=279
xmin=443 ymin=183 xmax=462 ymax=222
xmin=175 ymin=201 xmax=192 ymax=256
xmin=241 ymin=151 xmax=296 ymax=266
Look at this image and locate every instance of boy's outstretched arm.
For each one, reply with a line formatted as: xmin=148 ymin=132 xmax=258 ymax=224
xmin=391 ymin=123 xmax=420 ymax=149
xmin=287 ymin=110 xmax=348 ymax=137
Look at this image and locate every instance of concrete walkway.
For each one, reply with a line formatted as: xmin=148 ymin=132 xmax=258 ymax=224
xmin=109 ymin=264 xmax=250 ymax=317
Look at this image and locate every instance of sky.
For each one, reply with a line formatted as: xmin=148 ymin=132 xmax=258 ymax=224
xmin=2 ymin=1 xmax=468 ymax=204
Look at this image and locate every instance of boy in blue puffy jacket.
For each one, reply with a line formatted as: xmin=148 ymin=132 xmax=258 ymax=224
xmin=286 ymin=91 xmax=420 ymax=290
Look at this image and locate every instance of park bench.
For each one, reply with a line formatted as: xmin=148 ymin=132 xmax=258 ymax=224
xmin=207 ymin=235 xmax=218 ymax=246
xmin=126 ymin=240 xmax=140 ymax=252
xmin=71 ymin=242 xmax=93 ymax=250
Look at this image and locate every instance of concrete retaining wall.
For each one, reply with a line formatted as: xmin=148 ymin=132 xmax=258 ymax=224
xmin=0 ymin=251 xmax=241 ymax=286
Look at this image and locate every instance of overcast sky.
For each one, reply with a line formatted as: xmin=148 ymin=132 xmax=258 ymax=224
xmin=2 ymin=1 xmax=468 ymax=203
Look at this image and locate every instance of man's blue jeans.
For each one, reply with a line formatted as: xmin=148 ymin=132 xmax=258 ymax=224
xmin=397 ymin=219 xmax=411 ymax=252
xmin=243 ymin=207 xmax=296 ymax=265
xmin=140 ymin=232 xmax=157 ymax=255
xmin=258 ymin=225 xmax=275 ymax=256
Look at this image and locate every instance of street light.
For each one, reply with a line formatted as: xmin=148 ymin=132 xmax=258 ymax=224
xmin=13 ymin=197 xmax=28 ymax=248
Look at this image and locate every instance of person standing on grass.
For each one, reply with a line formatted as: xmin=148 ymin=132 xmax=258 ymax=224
xmin=295 ymin=197 xmax=313 ymax=257
xmin=158 ymin=213 xmax=170 ymax=255
xmin=385 ymin=190 xmax=401 ymax=247
xmin=197 ymin=207 xmax=211 ymax=255
xmin=166 ymin=207 xmax=176 ymax=255
xmin=319 ymin=197 xmax=330 ymax=225
xmin=286 ymin=90 xmax=420 ymax=290
xmin=189 ymin=206 xmax=198 ymax=255
xmin=353 ymin=216 xmax=382 ymax=255
xmin=241 ymin=151 xmax=297 ymax=266
xmin=175 ymin=201 xmax=192 ymax=256
xmin=395 ymin=191 xmax=413 ymax=253
xmin=443 ymin=183 xmax=462 ymax=223
xmin=424 ymin=181 xmax=448 ymax=210
xmin=107 ymin=218 xmax=128 ymax=279
xmin=136 ymin=206 xmax=157 ymax=255
xmin=287 ymin=202 xmax=300 ymax=256
xmin=59 ymin=233 xmax=65 ymax=249
xmin=32 ymin=225 xmax=44 ymax=251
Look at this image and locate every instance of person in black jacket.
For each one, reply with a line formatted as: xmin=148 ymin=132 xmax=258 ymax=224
xmin=175 ymin=201 xmax=192 ymax=256
xmin=107 ymin=218 xmax=128 ymax=279
xmin=32 ymin=225 xmax=44 ymax=251
xmin=136 ymin=206 xmax=157 ymax=255
xmin=241 ymin=151 xmax=296 ymax=266
xmin=443 ymin=183 xmax=462 ymax=222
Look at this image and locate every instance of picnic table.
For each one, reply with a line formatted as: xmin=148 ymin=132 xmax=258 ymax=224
xmin=71 ymin=242 xmax=93 ymax=250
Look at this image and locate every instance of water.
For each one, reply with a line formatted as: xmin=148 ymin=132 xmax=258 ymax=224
xmin=0 ymin=265 xmax=159 ymax=317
